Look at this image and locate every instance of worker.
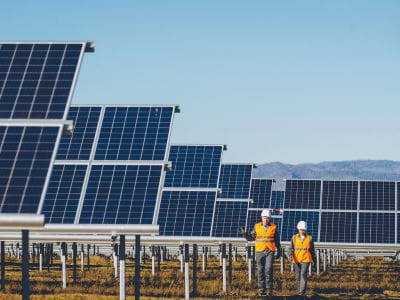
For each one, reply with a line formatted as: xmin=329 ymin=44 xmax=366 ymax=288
xmin=240 ymin=209 xmax=281 ymax=297
xmin=288 ymin=220 xmax=316 ymax=296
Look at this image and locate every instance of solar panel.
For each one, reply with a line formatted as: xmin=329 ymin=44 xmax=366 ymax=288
xmin=250 ymin=179 xmax=272 ymax=208
xmin=270 ymin=191 xmax=285 ymax=208
xmin=56 ymin=106 xmax=101 ymax=160
xmin=219 ymin=164 xmax=253 ymax=199
xmin=0 ymin=126 xmax=61 ymax=213
xmin=319 ymin=211 xmax=357 ymax=243
xmin=322 ymin=181 xmax=358 ymax=210
xmin=94 ymin=106 xmax=175 ymax=161
xmin=41 ymin=164 xmax=87 ymax=223
xmin=158 ymin=191 xmax=216 ymax=236
xmin=358 ymin=212 xmax=395 ymax=244
xmin=284 ymin=180 xmax=321 ymax=209
xmin=0 ymin=42 xmax=90 ymax=119
xmin=164 ymin=145 xmax=224 ymax=188
xmin=246 ymin=210 xmax=282 ymax=241
xmin=212 ymin=200 xmax=249 ymax=237
xmin=359 ymin=181 xmax=395 ymax=211
xmin=79 ymin=165 xmax=162 ymax=224
xmin=281 ymin=210 xmax=319 ymax=242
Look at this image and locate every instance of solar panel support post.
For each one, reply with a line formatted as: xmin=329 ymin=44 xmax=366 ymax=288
xmin=80 ymin=244 xmax=84 ymax=272
xmin=61 ymin=242 xmax=67 ymax=289
xmin=221 ymin=243 xmax=227 ymax=293
xmin=32 ymin=244 xmax=36 ymax=264
xmin=21 ymin=230 xmax=30 ymax=300
xmin=234 ymin=247 xmax=238 ymax=262
xmin=142 ymin=245 xmax=145 ymax=264
xmin=72 ymin=242 xmax=77 ymax=284
xmin=280 ymin=248 xmax=284 ymax=274
xmin=113 ymin=243 xmax=118 ymax=278
xmin=192 ymin=244 xmax=198 ymax=297
xmin=93 ymin=244 xmax=96 ymax=256
xmin=86 ymin=244 xmax=90 ymax=271
xmin=156 ymin=246 xmax=161 ymax=272
xmin=202 ymin=247 xmax=206 ymax=272
xmin=179 ymin=244 xmax=184 ymax=273
xmin=316 ymin=249 xmax=320 ymax=275
xmin=323 ymin=250 xmax=327 ymax=272
xmin=39 ymin=244 xmax=43 ymax=272
xmin=228 ymin=243 xmax=232 ymax=287
xmin=251 ymin=246 xmax=256 ymax=280
xmin=247 ymin=246 xmax=252 ymax=283
xmin=134 ymin=235 xmax=141 ymax=300
xmin=1 ymin=241 xmax=5 ymax=291
xmin=184 ymin=243 xmax=190 ymax=300
xmin=119 ymin=235 xmax=126 ymax=300
xmin=151 ymin=245 xmax=155 ymax=276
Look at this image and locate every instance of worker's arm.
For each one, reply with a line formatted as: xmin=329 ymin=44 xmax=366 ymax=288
xmin=274 ymin=231 xmax=282 ymax=258
xmin=310 ymin=238 xmax=317 ymax=263
xmin=287 ymin=236 xmax=294 ymax=260
xmin=239 ymin=226 xmax=256 ymax=241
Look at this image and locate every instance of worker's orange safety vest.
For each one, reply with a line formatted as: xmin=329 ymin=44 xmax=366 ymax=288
xmin=292 ymin=233 xmax=313 ymax=263
xmin=255 ymin=222 xmax=277 ymax=252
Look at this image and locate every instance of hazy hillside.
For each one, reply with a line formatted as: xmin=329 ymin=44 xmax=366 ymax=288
xmin=253 ymin=160 xmax=400 ymax=184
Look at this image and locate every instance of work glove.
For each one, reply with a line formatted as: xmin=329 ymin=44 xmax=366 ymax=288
xmin=239 ymin=227 xmax=247 ymax=238
xmin=274 ymin=250 xmax=281 ymax=260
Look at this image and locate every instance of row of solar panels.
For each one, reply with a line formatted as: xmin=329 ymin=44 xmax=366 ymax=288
xmin=1 ymin=42 xmax=399 ymax=245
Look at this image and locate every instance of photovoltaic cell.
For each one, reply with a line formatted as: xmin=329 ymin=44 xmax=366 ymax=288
xmin=322 ymin=181 xmax=358 ymax=210
xmin=212 ymin=201 xmax=249 ymax=237
xmin=358 ymin=212 xmax=395 ymax=244
xmin=42 ymin=164 xmax=87 ymax=223
xmin=284 ymin=180 xmax=321 ymax=209
xmin=250 ymin=179 xmax=272 ymax=208
xmin=94 ymin=106 xmax=174 ymax=161
xmin=359 ymin=181 xmax=395 ymax=211
xmin=270 ymin=191 xmax=285 ymax=208
xmin=281 ymin=211 xmax=319 ymax=242
xmin=79 ymin=165 xmax=162 ymax=224
xmin=0 ymin=126 xmax=60 ymax=213
xmin=320 ymin=212 xmax=357 ymax=243
xmin=164 ymin=145 xmax=223 ymax=188
xmin=158 ymin=191 xmax=216 ymax=236
xmin=219 ymin=164 xmax=252 ymax=199
xmin=56 ymin=106 xmax=101 ymax=160
xmin=246 ymin=210 xmax=282 ymax=234
xmin=0 ymin=43 xmax=85 ymax=119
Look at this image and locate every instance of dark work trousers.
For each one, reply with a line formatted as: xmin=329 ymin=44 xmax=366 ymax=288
xmin=255 ymin=249 xmax=274 ymax=291
xmin=294 ymin=262 xmax=310 ymax=293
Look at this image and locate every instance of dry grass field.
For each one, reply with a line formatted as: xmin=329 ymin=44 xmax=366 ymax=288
xmin=0 ymin=254 xmax=399 ymax=299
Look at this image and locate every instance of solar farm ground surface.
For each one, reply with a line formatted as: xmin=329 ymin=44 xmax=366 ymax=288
xmin=0 ymin=256 xmax=399 ymax=299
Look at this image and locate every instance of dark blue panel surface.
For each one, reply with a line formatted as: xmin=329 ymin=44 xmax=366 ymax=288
xmin=42 ymin=164 xmax=87 ymax=223
xmin=322 ymin=181 xmax=358 ymax=210
xmin=0 ymin=126 xmax=59 ymax=213
xmin=219 ymin=164 xmax=252 ymax=199
xmin=158 ymin=191 xmax=216 ymax=236
xmin=79 ymin=165 xmax=162 ymax=224
xmin=250 ymin=179 xmax=272 ymax=208
xmin=320 ymin=212 xmax=357 ymax=243
xmin=284 ymin=180 xmax=321 ymax=209
xmin=281 ymin=211 xmax=319 ymax=242
xmin=212 ymin=201 xmax=249 ymax=237
xmin=164 ymin=145 xmax=223 ymax=188
xmin=246 ymin=210 xmax=282 ymax=234
xmin=56 ymin=106 xmax=101 ymax=160
xmin=270 ymin=191 xmax=285 ymax=208
xmin=359 ymin=181 xmax=395 ymax=211
xmin=94 ymin=106 xmax=174 ymax=161
xmin=0 ymin=43 xmax=84 ymax=119
xmin=358 ymin=212 xmax=395 ymax=244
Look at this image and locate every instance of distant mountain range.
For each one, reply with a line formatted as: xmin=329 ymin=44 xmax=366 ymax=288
xmin=253 ymin=160 xmax=400 ymax=185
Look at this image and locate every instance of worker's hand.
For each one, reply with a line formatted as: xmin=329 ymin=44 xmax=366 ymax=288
xmin=274 ymin=250 xmax=281 ymax=260
xmin=238 ymin=227 xmax=247 ymax=237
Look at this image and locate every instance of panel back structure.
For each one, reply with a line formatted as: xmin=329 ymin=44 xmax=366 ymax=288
xmin=41 ymin=105 xmax=178 ymax=224
xmin=0 ymin=41 xmax=92 ymax=215
xmin=212 ymin=163 xmax=254 ymax=237
xmin=157 ymin=145 xmax=225 ymax=236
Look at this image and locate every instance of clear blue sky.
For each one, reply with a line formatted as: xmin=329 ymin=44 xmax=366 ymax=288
xmin=2 ymin=1 xmax=400 ymax=164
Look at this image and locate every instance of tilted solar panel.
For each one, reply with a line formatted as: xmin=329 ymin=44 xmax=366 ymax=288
xmin=41 ymin=164 xmax=87 ymax=223
xmin=270 ymin=191 xmax=285 ymax=208
xmin=284 ymin=180 xmax=321 ymax=209
xmin=212 ymin=200 xmax=249 ymax=237
xmin=158 ymin=191 xmax=216 ymax=236
xmin=319 ymin=211 xmax=357 ymax=243
xmin=250 ymin=179 xmax=272 ymax=208
xmin=164 ymin=145 xmax=224 ymax=188
xmin=322 ymin=180 xmax=358 ymax=210
xmin=359 ymin=181 xmax=395 ymax=211
xmin=0 ymin=126 xmax=61 ymax=213
xmin=0 ymin=42 xmax=90 ymax=119
xmin=56 ymin=106 xmax=101 ymax=160
xmin=219 ymin=164 xmax=253 ymax=199
xmin=358 ymin=212 xmax=395 ymax=244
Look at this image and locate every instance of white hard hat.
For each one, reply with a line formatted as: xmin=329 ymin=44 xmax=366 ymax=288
xmin=261 ymin=209 xmax=271 ymax=217
xmin=297 ymin=221 xmax=307 ymax=231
